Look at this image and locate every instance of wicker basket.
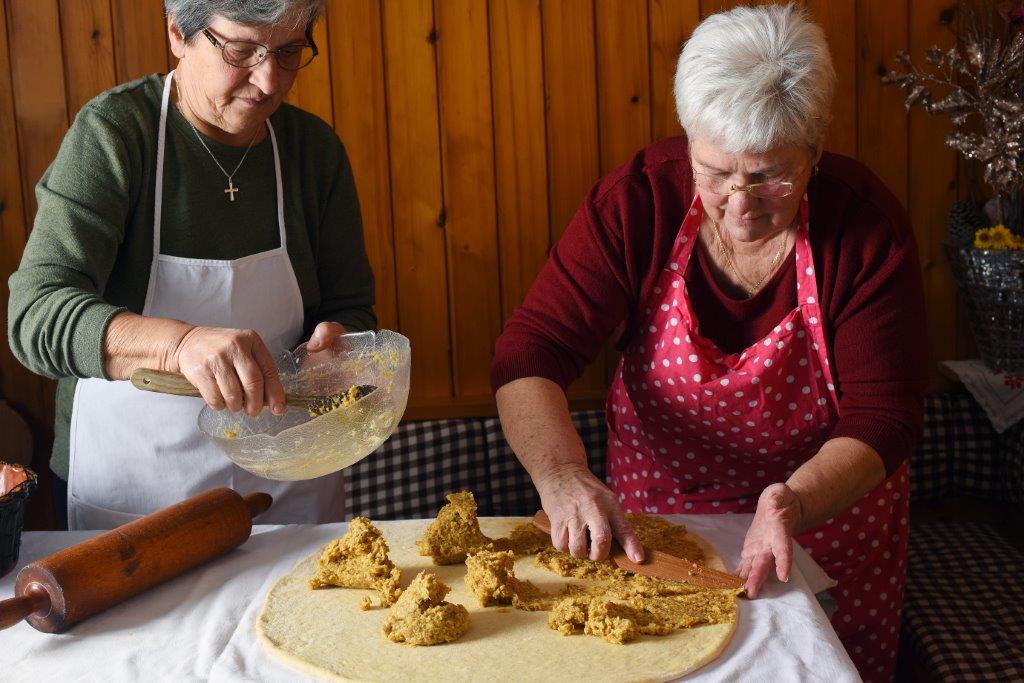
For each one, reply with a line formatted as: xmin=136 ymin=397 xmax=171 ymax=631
xmin=945 ymin=244 xmax=1024 ymax=373
xmin=0 ymin=463 xmax=37 ymax=577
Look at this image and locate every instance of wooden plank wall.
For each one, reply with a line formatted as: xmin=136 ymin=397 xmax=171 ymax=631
xmin=2 ymin=1 xmax=968 ymax=528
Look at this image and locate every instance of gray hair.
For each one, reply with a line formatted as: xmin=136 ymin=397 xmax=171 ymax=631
xmin=673 ymin=3 xmax=835 ymax=155
xmin=164 ymin=0 xmax=326 ymax=43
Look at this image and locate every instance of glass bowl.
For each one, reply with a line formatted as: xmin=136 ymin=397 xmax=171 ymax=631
xmin=198 ymin=329 xmax=410 ymax=481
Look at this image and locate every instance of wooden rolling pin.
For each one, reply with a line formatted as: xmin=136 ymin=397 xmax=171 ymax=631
xmin=0 ymin=487 xmax=271 ymax=633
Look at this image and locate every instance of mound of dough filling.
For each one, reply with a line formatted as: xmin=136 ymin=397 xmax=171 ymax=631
xmin=548 ymin=587 xmax=741 ymax=644
xmin=309 ymin=517 xmax=402 ymax=607
xmin=416 ymin=491 xmax=495 ymax=564
xmin=526 ymin=513 xmax=738 ymax=643
xmin=382 ymin=571 xmax=470 ymax=646
xmin=498 ymin=521 xmax=553 ymax=556
xmin=465 ymin=550 xmax=545 ymax=607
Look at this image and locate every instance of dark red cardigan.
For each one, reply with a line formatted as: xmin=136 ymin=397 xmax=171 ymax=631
xmin=490 ymin=136 xmax=928 ymax=475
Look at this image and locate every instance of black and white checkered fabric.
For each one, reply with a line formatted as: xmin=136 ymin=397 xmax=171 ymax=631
xmin=902 ymin=521 xmax=1024 ymax=681
xmin=481 ymin=411 xmax=608 ymax=517
xmin=910 ymin=394 xmax=1022 ymax=504
xmin=343 ymin=418 xmax=489 ymax=520
xmin=345 ymin=393 xmax=1020 ymax=519
xmin=344 ymin=411 xmax=608 ymax=520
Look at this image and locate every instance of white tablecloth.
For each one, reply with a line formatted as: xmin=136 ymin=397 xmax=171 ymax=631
xmin=1 ymin=515 xmax=859 ymax=682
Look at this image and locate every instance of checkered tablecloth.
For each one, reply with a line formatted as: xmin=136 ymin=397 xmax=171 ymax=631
xmin=344 ymin=393 xmax=1021 ymax=520
xmin=902 ymin=521 xmax=1024 ymax=681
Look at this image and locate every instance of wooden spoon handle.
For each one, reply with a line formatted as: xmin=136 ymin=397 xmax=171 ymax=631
xmin=130 ymin=368 xmax=202 ymax=398
xmin=130 ymin=369 xmax=309 ymax=409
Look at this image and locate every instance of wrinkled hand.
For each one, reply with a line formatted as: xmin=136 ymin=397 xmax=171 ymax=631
xmin=171 ymin=326 xmax=286 ymax=417
xmin=535 ymin=463 xmax=645 ymax=563
xmin=737 ymin=483 xmax=803 ymax=598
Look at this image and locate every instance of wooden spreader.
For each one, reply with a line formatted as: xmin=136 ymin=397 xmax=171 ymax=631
xmin=532 ymin=510 xmax=747 ymax=593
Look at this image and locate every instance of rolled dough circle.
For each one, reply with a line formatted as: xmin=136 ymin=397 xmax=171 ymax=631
xmin=258 ymin=518 xmax=739 ymax=682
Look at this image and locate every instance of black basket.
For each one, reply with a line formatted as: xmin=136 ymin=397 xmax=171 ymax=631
xmin=1 ymin=464 xmax=37 ymax=577
xmin=945 ymin=244 xmax=1024 ymax=373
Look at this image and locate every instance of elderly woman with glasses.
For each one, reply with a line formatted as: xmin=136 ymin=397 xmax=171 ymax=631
xmin=7 ymin=0 xmax=374 ymax=530
xmin=492 ymin=5 xmax=925 ymax=681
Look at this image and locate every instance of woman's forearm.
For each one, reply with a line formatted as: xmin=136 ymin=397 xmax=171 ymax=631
xmin=103 ymin=311 xmax=194 ymax=380
xmin=785 ymin=436 xmax=887 ymax=533
xmin=495 ymin=377 xmax=589 ymax=482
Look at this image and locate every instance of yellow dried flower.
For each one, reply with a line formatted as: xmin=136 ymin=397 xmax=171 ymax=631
xmin=974 ymin=224 xmax=1024 ymax=251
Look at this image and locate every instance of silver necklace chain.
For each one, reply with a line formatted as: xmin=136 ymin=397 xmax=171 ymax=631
xmin=176 ymin=87 xmax=260 ymax=201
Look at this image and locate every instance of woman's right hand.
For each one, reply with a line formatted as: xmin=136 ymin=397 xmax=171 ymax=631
xmin=170 ymin=326 xmax=286 ymax=417
xmin=534 ymin=462 xmax=645 ymax=563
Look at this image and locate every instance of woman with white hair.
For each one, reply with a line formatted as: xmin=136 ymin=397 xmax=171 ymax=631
xmin=492 ymin=5 xmax=925 ymax=680
xmin=8 ymin=0 xmax=374 ymax=529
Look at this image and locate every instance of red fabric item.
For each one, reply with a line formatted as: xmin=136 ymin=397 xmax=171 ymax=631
xmin=606 ymin=193 xmax=907 ymax=682
xmin=491 ymin=136 xmax=927 ymax=474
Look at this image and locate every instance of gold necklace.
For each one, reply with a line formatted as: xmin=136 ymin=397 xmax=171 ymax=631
xmin=708 ymin=215 xmax=790 ymax=297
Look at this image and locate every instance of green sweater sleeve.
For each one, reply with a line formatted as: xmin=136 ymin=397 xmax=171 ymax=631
xmin=7 ymin=106 xmax=133 ymax=380
xmin=309 ymin=140 xmax=377 ymax=334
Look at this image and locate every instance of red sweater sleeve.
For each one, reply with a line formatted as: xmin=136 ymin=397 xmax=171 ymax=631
xmin=814 ymin=158 xmax=928 ymax=474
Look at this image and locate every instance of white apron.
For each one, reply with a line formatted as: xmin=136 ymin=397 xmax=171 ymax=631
xmin=67 ymin=70 xmax=345 ymax=530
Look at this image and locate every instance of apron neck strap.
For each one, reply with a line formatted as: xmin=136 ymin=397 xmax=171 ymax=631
xmin=153 ymin=70 xmax=287 ymax=258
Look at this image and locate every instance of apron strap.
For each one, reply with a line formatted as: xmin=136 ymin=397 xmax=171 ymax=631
xmin=266 ymin=120 xmax=287 ymax=250
xmin=153 ymin=69 xmax=175 ymax=259
xmin=153 ymin=70 xmax=286 ymax=255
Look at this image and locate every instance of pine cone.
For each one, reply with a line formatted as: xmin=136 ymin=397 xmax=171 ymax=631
xmin=947 ymin=199 xmax=986 ymax=246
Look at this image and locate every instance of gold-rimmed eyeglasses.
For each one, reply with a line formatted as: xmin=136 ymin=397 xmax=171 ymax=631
xmin=202 ymin=28 xmax=318 ymax=71
xmin=692 ymin=162 xmax=814 ymax=199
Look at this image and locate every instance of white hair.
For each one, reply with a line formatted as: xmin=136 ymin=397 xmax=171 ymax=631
xmin=674 ymin=3 xmax=835 ymax=155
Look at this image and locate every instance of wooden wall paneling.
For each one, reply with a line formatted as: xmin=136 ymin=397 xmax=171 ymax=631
xmin=327 ymin=0 xmax=398 ymax=332
xmin=595 ymin=0 xmax=651 ymax=384
xmin=59 ymin=0 xmax=117 ymax=115
xmin=8 ymin=0 xmax=69 ymax=220
xmin=542 ymin=0 xmax=607 ymax=401
xmin=909 ymin=0 xmax=959 ymax=390
xmin=595 ymin=0 xmax=651 ymax=173
xmin=382 ymin=0 xmax=452 ymax=400
xmin=648 ymin=0 xmax=699 ymax=141
xmin=542 ymin=0 xmax=599 ymax=245
xmin=699 ymin=0 xmax=774 ymax=19
xmin=436 ymin=0 xmax=502 ymax=400
xmin=490 ymin=0 xmax=550 ymax=322
xmin=284 ymin=18 xmax=334 ymax=127
xmin=5 ymin=0 xmax=67 ymax=529
xmin=856 ymin=0 xmax=909 ymax=207
xmin=0 ymin=0 xmax=45 ymax=432
xmin=111 ymin=0 xmax=169 ymax=81
xmin=802 ymin=0 xmax=857 ymax=158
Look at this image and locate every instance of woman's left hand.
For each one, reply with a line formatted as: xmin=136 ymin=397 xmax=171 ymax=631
xmin=306 ymin=322 xmax=347 ymax=353
xmin=737 ymin=482 xmax=803 ymax=598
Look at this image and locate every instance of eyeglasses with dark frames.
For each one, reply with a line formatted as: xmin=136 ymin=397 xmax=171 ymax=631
xmin=202 ymin=28 xmax=318 ymax=71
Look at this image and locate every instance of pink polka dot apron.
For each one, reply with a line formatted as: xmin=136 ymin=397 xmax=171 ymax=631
xmin=606 ymin=195 xmax=909 ymax=682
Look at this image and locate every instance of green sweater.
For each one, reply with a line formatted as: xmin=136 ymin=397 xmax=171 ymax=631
xmin=7 ymin=74 xmax=376 ymax=480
